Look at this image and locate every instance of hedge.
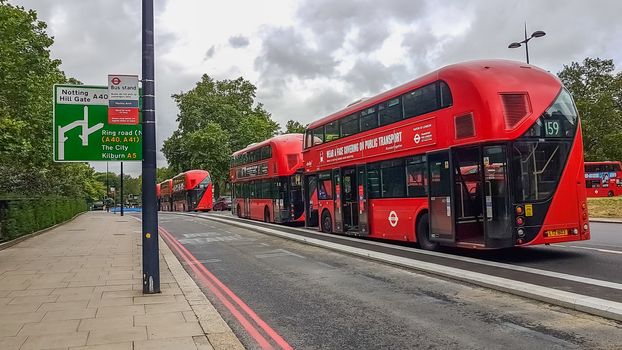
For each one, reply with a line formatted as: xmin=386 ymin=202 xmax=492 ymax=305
xmin=0 ymin=197 xmax=87 ymax=242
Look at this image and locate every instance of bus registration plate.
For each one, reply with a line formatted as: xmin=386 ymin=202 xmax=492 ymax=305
xmin=546 ymin=229 xmax=568 ymax=237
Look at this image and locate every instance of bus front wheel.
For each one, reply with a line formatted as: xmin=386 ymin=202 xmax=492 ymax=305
xmin=416 ymin=213 xmax=439 ymax=251
xmin=321 ymin=210 xmax=332 ymax=233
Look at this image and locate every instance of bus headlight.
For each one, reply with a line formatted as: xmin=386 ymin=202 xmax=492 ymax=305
xmin=583 ymin=223 xmax=589 ymax=231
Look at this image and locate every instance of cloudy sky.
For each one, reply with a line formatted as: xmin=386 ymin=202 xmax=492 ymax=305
xmin=12 ymin=0 xmax=622 ymax=175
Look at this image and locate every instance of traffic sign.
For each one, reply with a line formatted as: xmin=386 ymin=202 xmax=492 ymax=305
xmin=53 ymin=84 xmax=142 ymax=162
xmin=108 ymin=74 xmax=140 ymax=125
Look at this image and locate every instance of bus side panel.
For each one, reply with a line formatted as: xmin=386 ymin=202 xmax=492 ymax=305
xmin=250 ymin=199 xmax=273 ymax=221
xmin=367 ymin=198 xmax=424 ymax=241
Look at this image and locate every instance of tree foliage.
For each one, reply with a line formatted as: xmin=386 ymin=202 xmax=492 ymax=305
xmin=156 ymin=167 xmax=177 ymax=183
xmin=0 ymin=1 xmax=100 ymax=200
xmin=284 ymin=120 xmax=306 ymax=134
xmin=163 ymin=75 xmax=279 ymax=195
xmin=558 ymin=58 xmax=622 ymax=161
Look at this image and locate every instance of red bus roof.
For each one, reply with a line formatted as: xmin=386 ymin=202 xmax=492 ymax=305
xmin=159 ymin=179 xmax=173 ymax=196
xmin=231 ymin=134 xmax=303 ymax=180
xmin=232 ymin=134 xmax=303 ymax=156
xmin=307 ymin=59 xmax=560 ymax=130
xmin=172 ymin=170 xmax=210 ymax=191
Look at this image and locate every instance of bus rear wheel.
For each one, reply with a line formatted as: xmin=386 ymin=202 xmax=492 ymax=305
xmin=264 ymin=207 xmax=270 ymax=223
xmin=608 ymin=190 xmax=614 ymax=197
xmin=321 ymin=210 xmax=332 ymax=233
xmin=416 ymin=213 xmax=439 ymax=251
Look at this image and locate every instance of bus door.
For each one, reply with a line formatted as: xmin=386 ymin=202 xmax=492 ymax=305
xmin=333 ymin=169 xmax=343 ymax=233
xmin=427 ymin=151 xmax=455 ymax=243
xmin=303 ymin=174 xmax=319 ymax=227
xmin=341 ymin=167 xmax=359 ymax=233
xmin=482 ymin=145 xmax=512 ymax=248
xmin=357 ymin=165 xmax=369 ymax=235
xmin=452 ymin=147 xmax=485 ymax=245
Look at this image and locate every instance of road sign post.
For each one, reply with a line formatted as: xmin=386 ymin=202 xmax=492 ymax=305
xmin=142 ymin=0 xmax=160 ymax=294
xmin=53 ymin=85 xmax=142 ymax=162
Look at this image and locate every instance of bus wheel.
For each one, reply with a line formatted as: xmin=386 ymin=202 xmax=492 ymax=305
xmin=264 ymin=207 xmax=270 ymax=223
xmin=321 ymin=210 xmax=332 ymax=233
xmin=416 ymin=213 xmax=439 ymax=251
xmin=236 ymin=205 xmax=242 ymax=218
xmin=608 ymin=190 xmax=614 ymax=197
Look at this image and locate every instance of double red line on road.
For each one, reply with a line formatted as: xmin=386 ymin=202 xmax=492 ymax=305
xmin=158 ymin=226 xmax=293 ymax=350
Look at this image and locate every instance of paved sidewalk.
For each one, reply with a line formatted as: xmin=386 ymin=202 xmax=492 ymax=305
xmin=0 ymin=211 xmax=242 ymax=350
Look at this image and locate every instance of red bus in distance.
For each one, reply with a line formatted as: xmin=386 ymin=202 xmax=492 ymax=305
xmin=230 ymin=134 xmax=305 ymax=223
xmin=585 ymin=161 xmax=622 ymax=197
xmin=171 ymin=170 xmax=214 ymax=212
xmin=156 ymin=183 xmax=161 ymax=211
xmin=159 ymin=179 xmax=173 ymax=211
xmin=303 ymin=59 xmax=589 ymax=250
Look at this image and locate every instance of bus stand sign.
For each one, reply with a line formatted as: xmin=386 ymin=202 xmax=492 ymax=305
xmin=53 ymin=84 xmax=142 ymax=162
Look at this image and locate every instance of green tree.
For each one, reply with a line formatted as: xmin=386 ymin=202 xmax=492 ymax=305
xmin=284 ymin=120 xmax=306 ymax=134
xmin=156 ymin=167 xmax=177 ymax=183
xmin=163 ymin=75 xmax=279 ymax=195
xmin=558 ymin=58 xmax=622 ymax=161
xmin=0 ymin=1 xmax=100 ymax=200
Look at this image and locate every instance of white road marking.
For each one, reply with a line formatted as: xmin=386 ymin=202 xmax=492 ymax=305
xmin=555 ymin=245 xmax=622 ymax=255
xmin=255 ymin=249 xmax=306 ymax=259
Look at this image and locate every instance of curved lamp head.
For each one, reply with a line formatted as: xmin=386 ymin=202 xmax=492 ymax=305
xmin=531 ymin=30 xmax=546 ymax=38
xmin=508 ymin=42 xmax=522 ymax=49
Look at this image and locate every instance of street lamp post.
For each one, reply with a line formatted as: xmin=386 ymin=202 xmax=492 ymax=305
xmin=508 ymin=23 xmax=545 ymax=64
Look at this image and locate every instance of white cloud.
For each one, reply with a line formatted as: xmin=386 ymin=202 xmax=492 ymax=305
xmin=11 ymin=0 xmax=622 ymax=176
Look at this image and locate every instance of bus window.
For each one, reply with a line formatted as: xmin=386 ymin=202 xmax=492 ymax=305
xmin=360 ymin=107 xmax=378 ymax=131
xmin=407 ymin=157 xmax=427 ymax=197
xmin=313 ymin=126 xmax=325 ymax=146
xmin=325 ymin=121 xmax=339 ymax=142
xmin=381 ymin=160 xmax=406 ymax=197
xmin=403 ymin=83 xmax=438 ymax=118
xmin=379 ymin=98 xmax=402 ymax=126
xmin=340 ymin=113 xmax=359 ymax=137
xmin=318 ymin=178 xmax=333 ymax=200
xmin=367 ymin=164 xmax=381 ymax=198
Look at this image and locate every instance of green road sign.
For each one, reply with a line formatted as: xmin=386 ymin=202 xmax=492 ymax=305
xmin=53 ymin=84 xmax=142 ymax=162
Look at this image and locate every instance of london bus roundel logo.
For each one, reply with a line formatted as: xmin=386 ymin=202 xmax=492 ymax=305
xmin=388 ymin=211 xmax=399 ymax=227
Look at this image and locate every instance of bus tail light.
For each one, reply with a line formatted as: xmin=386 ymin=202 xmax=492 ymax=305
xmin=516 ymin=217 xmax=524 ymax=226
xmin=515 ymin=206 xmax=524 ymax=215
xmin=517 ymin=228 xmax=525 ymax=237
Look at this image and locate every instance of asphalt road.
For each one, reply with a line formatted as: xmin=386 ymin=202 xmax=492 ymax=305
xmin=444 ymin=222 xmax=622 ymax=284
xmin=159 ymin=213 xmax=622 ymax=350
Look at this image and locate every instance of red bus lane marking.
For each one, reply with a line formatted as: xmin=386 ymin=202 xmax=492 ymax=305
xmin=158 ymin=227 xmax=293 ymax=350
xmin=157 ymin=229 xmax=274 ymax=349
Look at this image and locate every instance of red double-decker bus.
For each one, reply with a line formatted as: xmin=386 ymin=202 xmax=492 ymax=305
xmin=303 ymin=59 xmax=589 ymax=250
xmin=159 ymin=179 xmax=173 ymax=211
xmin=585 ymin=161 xmax=622 ymax=197
xmin=171 ymin=170 xmax=213 ymax=212
xmin=230 ymin=134 xmax=305 ymax=223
